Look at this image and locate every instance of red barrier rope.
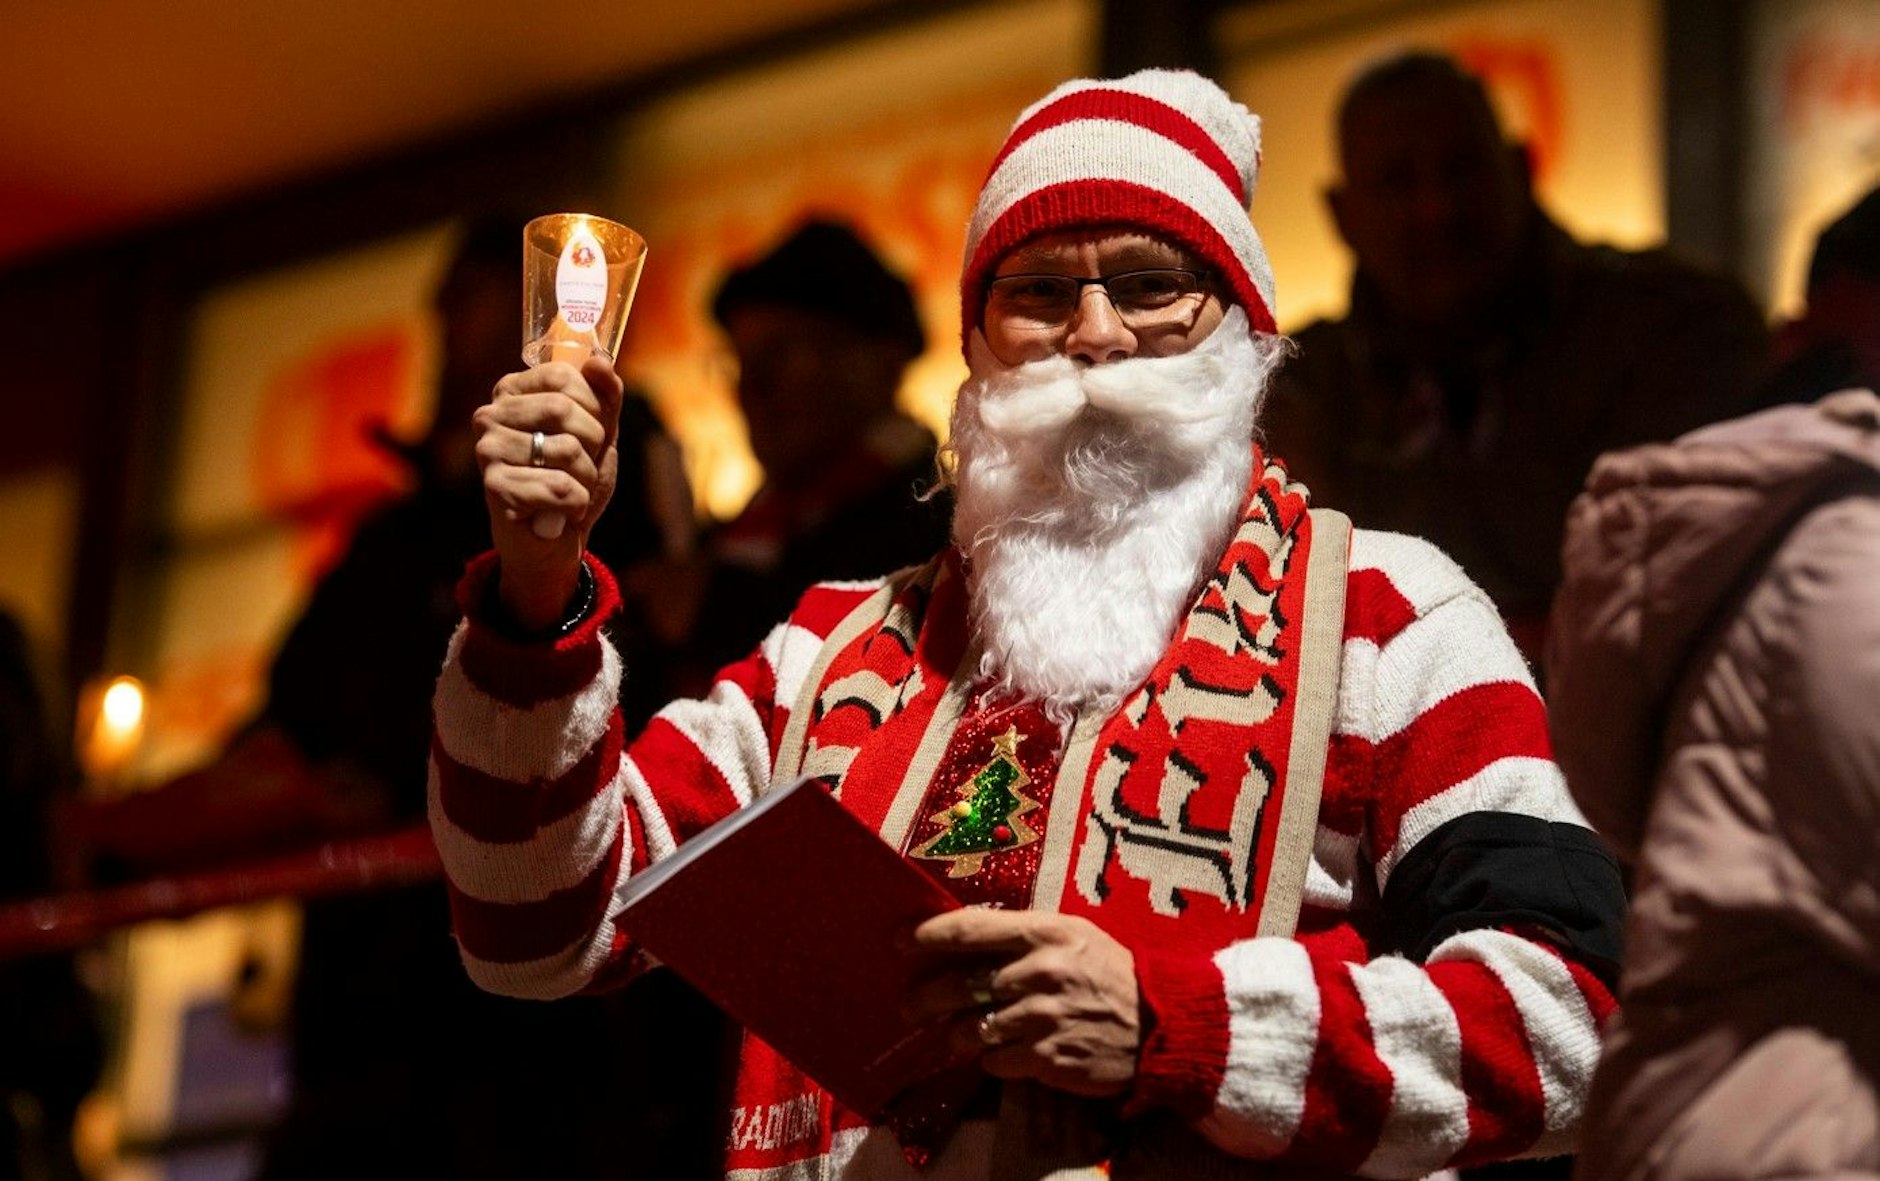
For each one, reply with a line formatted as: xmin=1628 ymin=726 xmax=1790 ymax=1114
xmin=0 ymin=825 xmax=442 ymax=962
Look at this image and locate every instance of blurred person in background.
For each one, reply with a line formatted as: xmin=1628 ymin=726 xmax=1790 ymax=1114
xmin=0 ymin=610 xmax=103 ymax=1181
xmin=1547 ymin=189 xmax=1879 ymax=1181
xmin=1263 ymin=50 xmax=1773 ymax=664
xmin=73 ymin=214 xmax=697 ymax=1179
xmin=658 ymin=218 xmax=951 ymax=690
xmin=1759 ymin=184 xmax=1880 ymax=406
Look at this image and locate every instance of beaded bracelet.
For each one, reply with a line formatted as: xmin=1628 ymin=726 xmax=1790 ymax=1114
xmin=488 ymin=560 xmax=597 ymax=643
xmin=550 ymin=560 xmax=599 ymax=638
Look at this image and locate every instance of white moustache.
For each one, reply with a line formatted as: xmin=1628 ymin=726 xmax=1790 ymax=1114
xmin=974 ymin=354 xmax=1084 ymax=438
xmin=961 ymin=305 xmax=1266 ymax=464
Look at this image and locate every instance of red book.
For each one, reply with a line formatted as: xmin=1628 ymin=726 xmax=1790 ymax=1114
xmin=615 ymin=779 xmax=966 ymax=1117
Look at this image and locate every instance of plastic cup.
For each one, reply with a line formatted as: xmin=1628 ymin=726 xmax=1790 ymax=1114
xmin=522 ymin=213 xmax=647 ymax=367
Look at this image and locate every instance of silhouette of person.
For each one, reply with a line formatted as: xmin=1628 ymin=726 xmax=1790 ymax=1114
xmin=0 ymin=611 xmax=103 ymax=1181
xmin=1760 ymin=184 xmax=1880 ymax=406
xmin=663 ymin=219 xmax=950 ymax=690
xmin=76 ymin=213 xmax=694 ymax=1179
xmin=1263 ymin=50 xmax=1772 ymax=662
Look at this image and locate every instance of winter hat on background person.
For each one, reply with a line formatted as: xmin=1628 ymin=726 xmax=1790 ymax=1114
xmin=960 ymin=68 xmax=1276 ymax=344
xmin=712 ymin=218 xmax=927 ymax=361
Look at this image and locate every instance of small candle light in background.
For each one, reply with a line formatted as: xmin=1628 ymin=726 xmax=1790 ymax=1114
xmin=102 ymin=678 xmax=144 ymax=732
xmin=78 ymin=674 xmax=147 ymax=789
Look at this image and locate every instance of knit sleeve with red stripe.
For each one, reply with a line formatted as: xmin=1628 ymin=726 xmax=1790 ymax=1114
xmin=428 ymin=551 xmax=886 ymax=1000
xmin=1127 ymin=530 xmax=1624 ymax=1176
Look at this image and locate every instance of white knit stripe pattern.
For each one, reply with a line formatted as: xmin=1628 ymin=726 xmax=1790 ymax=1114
xmin=1004 ymin=72 xmax=1259 ymax=190
xmin=431 ymin=622 xmax=622 ymax=783
xmin=458 ymin=889 xmax=628 ymax=1002
xmin=652 ymin=676 xmax=772 ymax=809
xmin=1352 ymin=957 xmax=1471 ymax=1178
xmin=1344 ymin=531 xmax=1591 ymax=892
xmin=618 ymin=753 xmax=679 ymax=863
xmin=1201 ymin=937 xmax=1319 ymax=1157
xmin=1352 ymin=582 xmax=1536 ymax=747
xmin=967 ymin=119 xmax=1274 ymax=312
xmin=1349 ymin=528 xmax=1494 ymax=610
xmin=433 ymin=581 xmax=892 ymax=1010
xmin=1302 ymin=823 xmax=1360 ymax=911
xmin=764 ymin=614 xmax=859 ymax=709
xmin=1333 ymin=616 xmax=1384 ymax=733
xmin=1431 ymin=928 xmax=1602 ymax=1158
xmin=1375 ymin=756 xmax=1575 ymax=889
xmin=426 ymin=758 xmax=624 ymax=905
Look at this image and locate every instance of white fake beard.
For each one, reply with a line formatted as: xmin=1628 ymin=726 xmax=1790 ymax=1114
xmin=947 ymin=307 xmax=1287 ymax=722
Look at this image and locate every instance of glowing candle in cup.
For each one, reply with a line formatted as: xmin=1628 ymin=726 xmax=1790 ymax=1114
xmin=521 ymin=213 xmax=648 ymax=537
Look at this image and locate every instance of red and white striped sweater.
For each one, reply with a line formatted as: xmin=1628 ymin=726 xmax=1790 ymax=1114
xmin=430 ymin=526 xmax=1620 ymax=1179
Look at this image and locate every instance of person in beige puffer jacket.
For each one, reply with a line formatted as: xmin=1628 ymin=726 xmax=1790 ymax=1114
xmin=1547 ymin=387 xmax=1880 ymax=1180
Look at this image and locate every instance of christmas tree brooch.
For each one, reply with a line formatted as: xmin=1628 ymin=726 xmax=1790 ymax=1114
xmin=910 ymin=727 xmax=1042 ymax=878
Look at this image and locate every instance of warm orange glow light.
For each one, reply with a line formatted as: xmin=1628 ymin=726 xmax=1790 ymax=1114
xmin=79 ymin=673 xmax=149 ymax=787
xmin=101 ymin=677 xmax=146 ymax=734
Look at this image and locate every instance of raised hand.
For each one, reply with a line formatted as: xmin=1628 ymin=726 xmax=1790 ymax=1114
xmin=472 ymin=354 xmax=622 ymax=631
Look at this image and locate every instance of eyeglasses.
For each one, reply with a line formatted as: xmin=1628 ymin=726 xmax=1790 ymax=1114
xmin=986 ymin=268 xmax=1213 ymax=330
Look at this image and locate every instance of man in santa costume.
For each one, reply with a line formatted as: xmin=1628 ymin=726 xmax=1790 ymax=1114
xmin=430 ymin=68 xmax=1624 ymax=1179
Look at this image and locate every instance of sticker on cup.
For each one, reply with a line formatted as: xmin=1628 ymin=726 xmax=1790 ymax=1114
xmin=555 ymin=223 xmax=608 ymax=337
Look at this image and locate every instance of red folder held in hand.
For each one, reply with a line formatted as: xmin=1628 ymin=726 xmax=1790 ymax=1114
xmin=614 ymin=778 xmax=966 ymax=1118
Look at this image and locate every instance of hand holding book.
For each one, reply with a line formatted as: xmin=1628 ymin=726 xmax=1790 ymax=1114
xmin=901 ymin=907 xmax=1143 ymax=1099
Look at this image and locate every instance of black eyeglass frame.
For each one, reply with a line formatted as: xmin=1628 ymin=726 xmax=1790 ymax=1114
xmin=984 ymin=267 xmax=1216 ymax=327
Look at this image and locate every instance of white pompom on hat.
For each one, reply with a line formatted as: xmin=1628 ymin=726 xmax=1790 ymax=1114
xmin=961 ymin=68 xmax=1276 ymax=346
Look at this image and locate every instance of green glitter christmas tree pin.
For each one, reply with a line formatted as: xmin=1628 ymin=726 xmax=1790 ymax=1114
xmin=910 ymin=727 xmax=1041 ymax=878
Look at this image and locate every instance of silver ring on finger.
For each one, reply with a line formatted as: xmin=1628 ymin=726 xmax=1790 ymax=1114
xmin=976 ymin=1010 xmax=1005 ymax=1048
xmin=529 ymin=430 xmax=548 ymax=468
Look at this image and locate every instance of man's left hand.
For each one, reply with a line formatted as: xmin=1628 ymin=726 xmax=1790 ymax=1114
xmin=904 ymin=909 xmax=1141 ymax=1098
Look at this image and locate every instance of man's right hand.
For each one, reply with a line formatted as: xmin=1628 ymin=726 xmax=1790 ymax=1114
xmin=472 ymin=355 xmax=622 ymax=632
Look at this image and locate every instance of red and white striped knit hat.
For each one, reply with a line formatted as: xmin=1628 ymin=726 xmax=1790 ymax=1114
xmin=962 ymin=68 xmax=1276 ymax=345
xmin=962 ymin=68 xmax=1270 ymax=344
